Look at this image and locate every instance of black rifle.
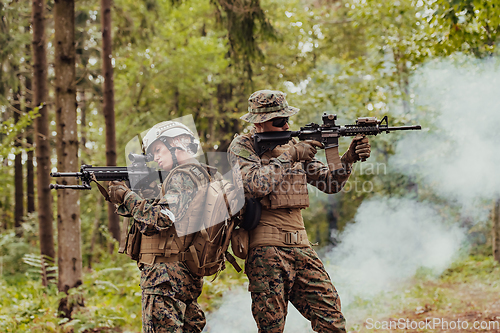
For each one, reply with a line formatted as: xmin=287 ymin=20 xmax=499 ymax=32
xmin=49 ymin=153 xmax=165 ymax=198
xmin=254 ymin=113 xmax=421 ymax=172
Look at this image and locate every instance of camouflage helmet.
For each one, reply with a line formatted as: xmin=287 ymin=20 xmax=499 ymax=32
xmin=240 ymin=90 xmax=299 ymax=123
xmin=142 ymin=121 xmax=199 ymax=155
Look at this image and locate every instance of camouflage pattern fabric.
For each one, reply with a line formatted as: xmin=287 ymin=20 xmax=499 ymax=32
xmin=228 ymin=131 xmax=350 ymax=333
xmin=117 ymin=171 xmax=197 ymax=235
xmin=141 ymin=262 xmax=205 ymax=333
xmin=246 ymin=246 xmax=346 ymax=333
xmin=116 ymin=169 xmax=205 ymax=332
xmin=228 ymin=131 xmax=352 ymax=198
xmin=241 ymin=90 xmax=300 ymax=124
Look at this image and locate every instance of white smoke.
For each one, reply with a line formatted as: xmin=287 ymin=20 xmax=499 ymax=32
xmin=391 ymin=57 xmax=500 ymax=213
xmin=324 ymin=198 xmax=465 ymax=313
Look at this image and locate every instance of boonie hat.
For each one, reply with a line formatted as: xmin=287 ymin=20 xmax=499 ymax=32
xmin=240 ymin=90 xmax=299 ymax=123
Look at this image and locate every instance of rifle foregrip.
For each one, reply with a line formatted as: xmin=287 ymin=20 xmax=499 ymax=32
xmin=325 ymin=146 xmax=343 ymax=172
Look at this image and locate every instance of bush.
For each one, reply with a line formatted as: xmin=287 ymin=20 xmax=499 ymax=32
xmin=0 ymin=232 xmax=31 ymax=276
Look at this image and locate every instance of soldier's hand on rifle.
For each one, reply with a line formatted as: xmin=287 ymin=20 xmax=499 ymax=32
xmin=343 ymin=135 xmax=371 ymax=164
xmin=108 ymin=181 xmax=131 ymax=205
xmin=289 ymin=140 xmax=323 ymax=162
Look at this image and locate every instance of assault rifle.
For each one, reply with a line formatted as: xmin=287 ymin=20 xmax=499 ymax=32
xmin=254 ymin=113 xmax=421 ymax=172
xmin=49 ymin=153 xmax=164 ymax=199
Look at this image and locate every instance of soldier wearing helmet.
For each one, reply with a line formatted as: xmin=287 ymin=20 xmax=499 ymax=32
xmin=142 ymin=121 xmax=200 ymax=172
xmin=228 ymin=90 xmax=371 ymax=333
xmin=108 ymin=120 xmax=210 ymax=333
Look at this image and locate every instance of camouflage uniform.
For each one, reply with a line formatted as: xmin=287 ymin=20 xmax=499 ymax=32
xmin=118 ymin=171 xmax=206 ymax=333
xmin=228 ymin=90 xmax=351 ymax=333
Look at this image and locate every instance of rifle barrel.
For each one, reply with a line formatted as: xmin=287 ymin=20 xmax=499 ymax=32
xmin=50 ymin=172 xmax=82 ymax=177
xmin=383 ymin=125 xmax=422 ymax=131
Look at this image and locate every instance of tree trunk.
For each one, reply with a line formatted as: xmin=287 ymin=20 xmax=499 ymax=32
xmin=79 ymin=89 xmax=87 ymax=161
xmin=101 ymin=0 xmax=120 ymax=245
xmin=493 ymin=198 xmax=500 ymax=264
xmin=216 ymin=81 xmax=241 ymax=152
xmin=32 ymin=0 xmax=56 ymax=265
xmin=25 ymin=37 xmax=35 ymax=214
xmin=54 ymin=0 xmax=82 ymax=301
xmin=1 ymin=192 xmax=12 ymax=230
xmin=14 ymin=75 xmax=24 ymax=236
xmin=26 ymin=129 xmax=36 ymax=214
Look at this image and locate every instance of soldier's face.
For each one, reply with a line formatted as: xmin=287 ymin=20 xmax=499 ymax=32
xmin=150 ymin=141 xmax=174 ymax=172
xmin=255 ymin=118 xmax=290 ymax=132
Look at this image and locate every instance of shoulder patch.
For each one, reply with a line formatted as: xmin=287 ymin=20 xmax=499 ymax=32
xmin=238 ymin=148 xmax=252 ymax=159
xmin=190 ymin=166 xmax=204 ymax=180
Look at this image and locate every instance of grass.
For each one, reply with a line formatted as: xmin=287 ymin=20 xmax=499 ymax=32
xmin=0 ymin=253 xmax=143 ymax=333
xmin=2 ymin=248 xmax=499 ymax=333
xmin=346 ymin=254 xmax=500 ymax=333
xmin=0 ymin=251 xmax=248 ymax=333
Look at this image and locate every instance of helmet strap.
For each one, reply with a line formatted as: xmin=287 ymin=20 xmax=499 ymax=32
xmin=158 ymin=137 xmax=180 ymax=169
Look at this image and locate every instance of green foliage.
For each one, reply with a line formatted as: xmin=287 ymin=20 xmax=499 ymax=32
xmin=431 ymin=0 xmax=500 ymax=57
xmin=0 ymin=0 xmax=32 ymax=97
xmin=23 ymin=254 xmax=58 ymax=286
xmin=0 ymin=232 xmax=30 ymax=276
xmin=112 ymin=0 xmax=232 ymax=154
xmin=0 ymin=250 xmax=251 ymax=332
xmin=440 ymin=254 xmax=500 ymax=282
xmin=65 ymin=260 xmax=142 ymax=332
xmin=0 ymin=254 xmax=142 ymax=332
xmin=0 ymin=107 xmax=39 ymax=158
xmin=0 ymin=276 xmax=60 ymax=333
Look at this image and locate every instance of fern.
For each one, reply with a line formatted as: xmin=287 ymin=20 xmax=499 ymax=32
xmin=22 ymin=253 xmax=58 ymax=286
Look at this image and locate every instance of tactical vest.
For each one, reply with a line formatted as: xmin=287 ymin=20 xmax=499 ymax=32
xmin=258 ymin=139 xmax=310 ymax=210
xmin=246 ymin=135 xmax=310 ymax=249
xmin=138 ymin=163 xmax=212 ymax=266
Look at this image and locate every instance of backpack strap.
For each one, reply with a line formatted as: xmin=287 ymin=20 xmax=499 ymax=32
xmin=118 ymin=217 xmax=131 ymax=254
xmin=225 ymin=252 xmax=242 ymax=272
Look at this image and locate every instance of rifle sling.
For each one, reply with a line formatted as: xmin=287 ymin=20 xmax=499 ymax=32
xmin=90 ymin=173 xmax=111 ymax=202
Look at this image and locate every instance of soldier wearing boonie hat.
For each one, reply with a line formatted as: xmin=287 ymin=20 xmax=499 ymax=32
xmin=228 ymin=89 xmax=371 ymax=333
xmin=240 ymin=90 xmax=299 ymax=124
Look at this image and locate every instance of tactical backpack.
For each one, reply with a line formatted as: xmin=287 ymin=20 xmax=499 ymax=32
xmin=184 ymin=173 xmax=244 ymax=277
xmin=119 ymin=164 xmax=245 ymax=277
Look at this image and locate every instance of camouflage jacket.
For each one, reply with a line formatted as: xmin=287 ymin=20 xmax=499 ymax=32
xmin=228 ymin=131 xmax=353 ymax=198
xmin=117 ymin=171 xmax=197 ymax=235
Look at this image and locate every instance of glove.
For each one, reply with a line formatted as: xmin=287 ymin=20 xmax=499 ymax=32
xmin=108 ymin=181 xmax=131 ymax=205
xmin=342 ymin=135 xmax=371 ymax=164
xmin=288 ymin=140 xmax=323 ymax=162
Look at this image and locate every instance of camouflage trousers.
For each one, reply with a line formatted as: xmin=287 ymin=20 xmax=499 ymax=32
xmin=141 ymin=262 xmax=206 ymax=333
xmin=246 ymin=246 xmax=346 ymax=333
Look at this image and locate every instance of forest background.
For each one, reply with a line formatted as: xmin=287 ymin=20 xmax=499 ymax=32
xmin=1 ymin=0 xmax=500 ymax=332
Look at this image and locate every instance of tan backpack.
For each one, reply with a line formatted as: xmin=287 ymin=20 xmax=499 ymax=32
xmin=183 ymin=170 xmax=244 ymax=277
xmin=119 ymin=164 xmax=244 ymax=277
